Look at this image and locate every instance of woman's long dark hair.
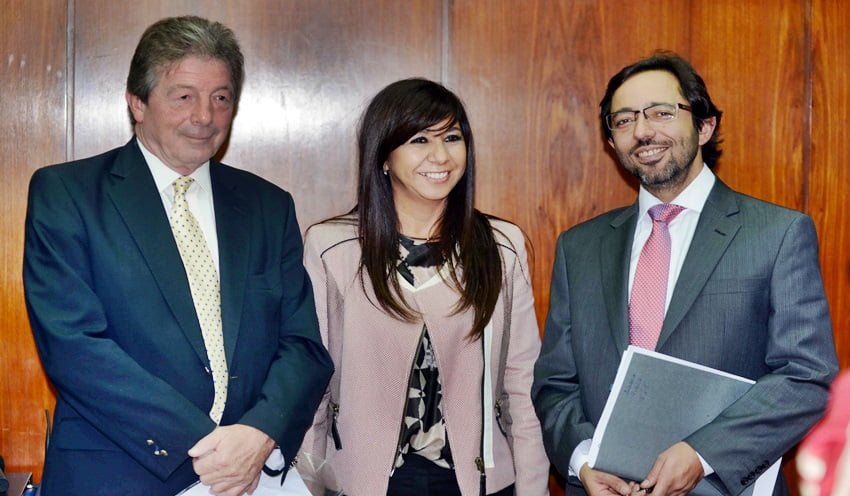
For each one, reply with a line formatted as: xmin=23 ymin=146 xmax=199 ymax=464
xmin=354 ymin=78 xmax=501 ymax=340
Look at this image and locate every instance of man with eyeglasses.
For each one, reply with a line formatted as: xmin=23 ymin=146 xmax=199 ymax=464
xmin=532 ymin=53 xmax=837 ymax=496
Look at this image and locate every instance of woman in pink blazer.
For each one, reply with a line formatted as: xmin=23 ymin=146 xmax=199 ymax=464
xmin=298 ymin=78 xmax=549 ymax=496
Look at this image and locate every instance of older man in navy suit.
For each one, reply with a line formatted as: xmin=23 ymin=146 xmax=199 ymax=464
xmin=532 ymin=53 xmax=838 ymax=496
xmin=24 ymin=16 xmax=332 ymax=495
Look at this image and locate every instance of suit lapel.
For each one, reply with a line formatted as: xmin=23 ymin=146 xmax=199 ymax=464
xmin=210 ymin=164 xmax=250 ymax=366
xmin=105 ymin=140 xmax=209 ymax=366
xmin=656 ymin=181 xmax=741 ymax=349
xmin=601 ymin=205 xmax=638 ymax=355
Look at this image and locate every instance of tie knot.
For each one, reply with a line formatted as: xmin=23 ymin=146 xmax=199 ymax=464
xmin=173 ymin=176 xmax=194 ymax=198
xmin=648 ymin=203 xmax=684 ymax=224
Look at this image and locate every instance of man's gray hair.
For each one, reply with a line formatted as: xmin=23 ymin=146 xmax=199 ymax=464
xmin=126 ymin=16 xmax=244 ymax=123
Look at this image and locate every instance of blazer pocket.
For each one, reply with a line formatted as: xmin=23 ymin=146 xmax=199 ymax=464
xmin=701 ymin=277 xmax=767 ymax=295
xmin=53 ymin=417 xmax=122 ymax=452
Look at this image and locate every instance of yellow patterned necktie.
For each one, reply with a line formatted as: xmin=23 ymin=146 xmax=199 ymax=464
xmin=169 ymin=176 xmax=227 ymax=423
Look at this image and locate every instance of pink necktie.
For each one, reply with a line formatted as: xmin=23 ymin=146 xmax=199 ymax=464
xmin=629 ymin=203 xmax=685 ymax=350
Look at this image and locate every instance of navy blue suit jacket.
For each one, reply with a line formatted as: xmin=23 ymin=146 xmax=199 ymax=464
xmin=24 ymin=140 xmax=333 ymax=495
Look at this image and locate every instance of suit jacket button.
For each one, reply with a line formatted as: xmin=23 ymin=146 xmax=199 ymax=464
xmin=154 ymin=449 xmax=168 ymax=457
xmin=146 ymin=439 xmax=155 ymax=446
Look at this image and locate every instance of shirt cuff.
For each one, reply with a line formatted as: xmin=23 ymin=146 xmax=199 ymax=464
xmin=265 ymin=447 xmax=287 ymax=471
xmin=696 ymin=450 xmax=715 ymax=476
xmin=569 ymin=439 xmax=593 ymax=481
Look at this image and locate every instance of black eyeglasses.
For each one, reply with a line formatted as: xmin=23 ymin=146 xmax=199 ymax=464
xmin=605 ymin=103 xmax=693 ymax=132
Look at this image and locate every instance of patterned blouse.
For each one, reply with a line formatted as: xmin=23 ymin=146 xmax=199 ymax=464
xmin=393 ymin=235 xmax=454 ymax=470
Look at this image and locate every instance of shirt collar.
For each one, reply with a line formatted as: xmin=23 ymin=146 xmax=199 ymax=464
xmin=637 ymin=164 xmax=716 ymax=219
xmin=136 ymin=137 xmax=213 ymax=198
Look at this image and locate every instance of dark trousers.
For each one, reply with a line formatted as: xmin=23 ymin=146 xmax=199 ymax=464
xmin=387 ymin=455 xmax=515 ymax=496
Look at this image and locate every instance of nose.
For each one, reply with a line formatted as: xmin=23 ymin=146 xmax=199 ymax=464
xmin=191 ymin=99 xmax=213 ymax=126
xmin=632 ymin=112 xmax=656 ymax=140
xmin=429 ymin=141 xmax=450 ymax=164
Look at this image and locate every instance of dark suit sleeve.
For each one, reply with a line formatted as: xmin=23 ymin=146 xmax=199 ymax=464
xmin=235 ymin=193 xmax=333 ymax=462
xmin=532 ymin=231 xmax=596 ymax=477
xmin=686 ymin=214 xmax=838 ymax=493
xmin=24 ymin=167 xmax=215 ymax=480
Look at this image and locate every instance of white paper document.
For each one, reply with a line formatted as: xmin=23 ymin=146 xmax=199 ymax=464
xmin=177 ymin=458 xmax=310 ymax=496
xmin=589 ymin=346 xmax=780 ymax=496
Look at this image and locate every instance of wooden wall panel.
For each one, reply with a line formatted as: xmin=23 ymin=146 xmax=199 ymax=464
xmin=449 ymin=2 xmax=691 ymax=493
xmin=448 ymin=0 xmax=691 ymax=326
xmin=689 ymin=0 xmax=807 ymax=210
xmin=812 ymin=0 xmax=850 ymax=370
xmin=450 ymin=2 xmax=822 ymax=495
xmin=0 ymin=0 xmax=67 ymax=477
xmin=2 ymin=0 xmax=848 ymax=490
xmin=690 ymin=4 xmax=813 ymax=493
xmin=72 ymin=0 xmax=444 ymax=229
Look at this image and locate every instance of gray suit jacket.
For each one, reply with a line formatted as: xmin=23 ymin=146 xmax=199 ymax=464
xmin=532 ymin=180 xmax=838 ymax=495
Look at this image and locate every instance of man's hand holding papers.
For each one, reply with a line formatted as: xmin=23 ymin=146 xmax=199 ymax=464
xmin=639 ymin=441 xmax=704 ymax=496
xmin=579 ymin=462 xmax=634 ymax=496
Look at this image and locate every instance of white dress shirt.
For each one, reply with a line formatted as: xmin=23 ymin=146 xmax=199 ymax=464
xmin=137 ymin=139 xmax=220 ymax=272
xmin=570 ymin=165 xmax=717 ymax=481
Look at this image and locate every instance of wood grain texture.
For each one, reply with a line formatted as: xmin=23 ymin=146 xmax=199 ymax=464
xmin=9 ymin=0 xmax=443 ymax=482
xmin=448 ymin=0 xmax=691 ymax=337
xmin=0 ymin=0 xmax=67 ymax=478
xmin=73 ymin=0 xmax=444 ymax=229
xmin=812 ymin=0 xmax=850 ymax=370
xmin=1 ymin=0 xmax=848 ymax=490
xmin=691 ymin=4 xmax=811 ymax=494
xmin=449 ymin=2 xmax=689 ymax=493
xmin=450 ymin=2 xmax=822 ymax=495
xmin=689 ymin=0 xmax=807 ymax=210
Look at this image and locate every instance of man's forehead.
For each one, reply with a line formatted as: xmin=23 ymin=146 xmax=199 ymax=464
xmin=611 ymin=70 xmax=682 ymax=109
xmin=157 ymin=56 xmax=232 ymax=84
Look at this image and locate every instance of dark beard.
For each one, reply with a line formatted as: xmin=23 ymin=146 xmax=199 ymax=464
xmin=625 ymin=138 xmax=699 ymax=194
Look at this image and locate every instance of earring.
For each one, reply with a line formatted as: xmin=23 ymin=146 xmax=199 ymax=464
xmin=382 ymin=165 xmax=389 ymax=176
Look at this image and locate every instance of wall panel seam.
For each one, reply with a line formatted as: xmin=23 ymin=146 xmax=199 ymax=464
xmin=441 ymin=0 xmax=451 ymax=84
xmin=65 ymin=0 xmax=75 ymax=161
xmin=802 ymin=0 xmax=813 ymax=213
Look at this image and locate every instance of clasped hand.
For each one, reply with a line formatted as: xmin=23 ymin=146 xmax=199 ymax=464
xmin=188 ymin=424 xmax=276 ymax=496
xmin=581 ymin=442 xmax=704 ymax=496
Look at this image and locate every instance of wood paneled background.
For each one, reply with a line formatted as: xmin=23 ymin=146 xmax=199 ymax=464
xmin=1 ymin=1 xmax=847 ymax=493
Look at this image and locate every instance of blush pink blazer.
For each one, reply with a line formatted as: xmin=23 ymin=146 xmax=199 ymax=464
xmin=297 ymin=217 xmax=549 ymax=496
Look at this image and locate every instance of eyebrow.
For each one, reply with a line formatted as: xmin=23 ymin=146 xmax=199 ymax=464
xmin=167 ymin=84 xmax=233 ymax=93
xmin=610 ymin=101 xmax=671 ymax=113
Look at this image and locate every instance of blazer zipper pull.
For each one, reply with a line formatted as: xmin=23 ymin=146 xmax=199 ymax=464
xmin=475 ymin=456 xmax=486 ymax=495
xmin=331 ymin=402 xmax=342 ymax=450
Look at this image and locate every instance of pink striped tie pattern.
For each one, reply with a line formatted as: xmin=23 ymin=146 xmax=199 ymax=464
xmin=629 ymin=203 xmax=685 ymax=350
